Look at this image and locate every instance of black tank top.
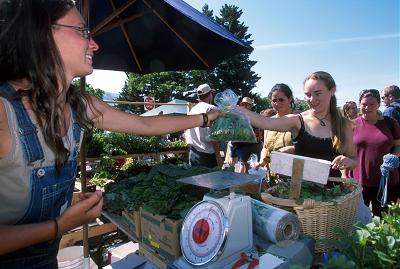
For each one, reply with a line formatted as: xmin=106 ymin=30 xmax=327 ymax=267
xmin=293 ymin=114 xmax=341 ymax=177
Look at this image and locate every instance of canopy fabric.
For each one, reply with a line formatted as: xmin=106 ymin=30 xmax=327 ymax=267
xmin=82 ymin=0 xmax=253 ymax=73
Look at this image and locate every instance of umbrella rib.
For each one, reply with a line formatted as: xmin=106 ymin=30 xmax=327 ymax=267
xmin=107 ymin=0 xmax=143 ymax=73
xmin=93 ymin=11 xmax=151 ymax=36
xmin=91 ymin=0 xmax=137 ymax=35
xmin=142 ymin=0 xmax=210 ymax=68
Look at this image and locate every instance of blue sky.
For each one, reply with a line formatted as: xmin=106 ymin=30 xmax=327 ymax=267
xmin=86 ymin=0 xmax=399 ymax=107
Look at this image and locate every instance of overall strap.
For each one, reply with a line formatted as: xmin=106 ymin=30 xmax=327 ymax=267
xmin=0 ymin=83 xmax=44 ymax=163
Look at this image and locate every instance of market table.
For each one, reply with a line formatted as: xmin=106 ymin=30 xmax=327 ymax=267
xmin=101 ymin=211 xmax=139 ymax=243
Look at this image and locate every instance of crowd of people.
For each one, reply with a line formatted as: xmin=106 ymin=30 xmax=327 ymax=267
xmin=186 ymin=77 xmax=400 ymax=219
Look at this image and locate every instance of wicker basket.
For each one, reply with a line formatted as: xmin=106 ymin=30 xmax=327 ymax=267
xmin=261 ymin=177 xmax=362 ymax=253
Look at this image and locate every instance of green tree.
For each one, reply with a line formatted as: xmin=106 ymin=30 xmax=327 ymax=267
xmin=72 ymin=79 xmax=104 ymax=99
xmin=211 ymin=4 xmax=260 ymax=98
xmin=294 ymin=98 xmax=308 ymax=112
xmin=196 ymin=4 xmax=260 ymax=102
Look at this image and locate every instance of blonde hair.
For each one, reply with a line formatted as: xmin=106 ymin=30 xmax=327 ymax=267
xmin=342 ymin=101 xmax=357 ymax=120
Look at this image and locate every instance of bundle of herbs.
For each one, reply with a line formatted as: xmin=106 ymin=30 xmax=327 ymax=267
xmin=208 ymin=89 xmax=256 ymax=142
xmin=209 ymin=111 xmax=257 ymax=142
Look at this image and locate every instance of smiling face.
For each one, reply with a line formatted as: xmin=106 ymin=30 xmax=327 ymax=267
xmin=52 ymin=7 xmax=99 ymax=82
xmin=359 ymin=96 xmax=380 ymax=118
xmin=304 ymin=78 xmax=334 ymax=114
xmin=271 ymin=90 xmax=291 ymax=115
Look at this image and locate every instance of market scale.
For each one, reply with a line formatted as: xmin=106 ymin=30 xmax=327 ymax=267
xmin=172 ymin=171 xmax=258 ymax=269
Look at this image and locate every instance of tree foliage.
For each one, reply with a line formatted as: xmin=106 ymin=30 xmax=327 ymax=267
xmin=72 ymin=79 xmax=104 ymax=99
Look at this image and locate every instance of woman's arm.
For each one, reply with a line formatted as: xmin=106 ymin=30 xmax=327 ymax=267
xmin=236 ymin=106 xmax=300 ymax=133
xmin=0 ymin=191 xmax=103 ymax=255
xmin=87 ymin=96 xmax=220 ymax=135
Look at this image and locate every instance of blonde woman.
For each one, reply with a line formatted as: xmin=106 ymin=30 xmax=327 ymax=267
xmin=239 ymin=71 xmax=357 ymax=177
xmin=342 ymin=101 xmax=358 ymax=120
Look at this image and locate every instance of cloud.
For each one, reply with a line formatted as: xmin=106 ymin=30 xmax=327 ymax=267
xmin=254 ymin=33 xmax=400 ymax=50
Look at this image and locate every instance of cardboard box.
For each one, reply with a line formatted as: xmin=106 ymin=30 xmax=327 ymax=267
xmin=138 ymin=243 xmax=171 ymax=269
xmin=140 ymin=207 xmax=182 ymax=259
xmin=122 ymin=210 xmax=142 ymax=240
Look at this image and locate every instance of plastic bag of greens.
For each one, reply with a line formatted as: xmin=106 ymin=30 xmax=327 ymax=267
xmin=208 ymin=89 xmax=256 ymax=142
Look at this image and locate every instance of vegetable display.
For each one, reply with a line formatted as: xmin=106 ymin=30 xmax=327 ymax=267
xmin=103 ymin=164 xmax=216 ymax=219
xmin=323 ymin=203 xmax=400 ymax=269
xmin=269 ymin=180 xmax=354 ymax=204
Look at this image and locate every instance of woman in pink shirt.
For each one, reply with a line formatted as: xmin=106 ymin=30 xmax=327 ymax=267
xmin=352 ymin=89 xmax=400 ymax=216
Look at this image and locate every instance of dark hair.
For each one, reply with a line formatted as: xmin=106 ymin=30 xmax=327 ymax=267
xmin=304 ymin=71 xmax=349 ymax=153
xmin=268 ymin=83 xmax=295 ymax=109
xmin=359 ymin=89 xmax=380 ymax=104
xmin=0 ymin=0 xmax=98 ymax=171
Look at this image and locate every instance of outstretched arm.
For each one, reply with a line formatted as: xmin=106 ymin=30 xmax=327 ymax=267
xmin=0 ymin=191 xmax=103 ymax=255
xmin=87 ymin=96 xmax=220 ymax=136
xmin=236 ymin=106 xmax=300 ymax=133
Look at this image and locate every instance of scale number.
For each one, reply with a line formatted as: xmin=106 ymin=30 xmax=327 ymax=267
xmin=181 ymin=200 xmax=227 ymax=266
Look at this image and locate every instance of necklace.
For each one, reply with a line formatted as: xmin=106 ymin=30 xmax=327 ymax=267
xmin=313 ymin=113 xmax=329 ymax=126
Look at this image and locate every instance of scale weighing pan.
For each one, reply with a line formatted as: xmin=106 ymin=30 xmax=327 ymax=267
xmin=178 ymin=171 xmax=262 ymax=191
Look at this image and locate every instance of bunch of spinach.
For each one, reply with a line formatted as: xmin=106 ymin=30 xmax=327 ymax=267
xmin=103 ymin=164 xmax=214 ymax=219
xmin=271 ymin=180 xmax=354 ymax=204
xmin=209 ymin=112 xmax=256 ymax=142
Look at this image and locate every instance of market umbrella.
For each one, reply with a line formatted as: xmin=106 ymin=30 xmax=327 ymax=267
xmin=81 ymin=0 xmax=253 ymax=73
xmin=77 ymin=0 xmax=252 ymax=267
xmin=141 ymin=99 xmax=189 ymax=116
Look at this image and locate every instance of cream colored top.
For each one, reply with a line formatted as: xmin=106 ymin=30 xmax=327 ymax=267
xmin=0 ymin=97 xmax=78 ymax=224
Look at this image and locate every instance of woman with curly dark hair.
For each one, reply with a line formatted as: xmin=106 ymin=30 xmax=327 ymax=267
xmin=0 ymin=1 xmax=220 ymax=266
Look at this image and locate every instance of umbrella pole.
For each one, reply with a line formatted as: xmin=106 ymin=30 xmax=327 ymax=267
xmin=79 ymin=77 xmax=90 ymax=269
xmin=81 ymin=1 xmax=91 ymax=267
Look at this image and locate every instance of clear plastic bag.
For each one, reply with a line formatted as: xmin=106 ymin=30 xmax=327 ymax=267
xmin=209 ymin=89 xmax=257 ymax=142
xmin=247 ymin=153 xmax=268 ymax=178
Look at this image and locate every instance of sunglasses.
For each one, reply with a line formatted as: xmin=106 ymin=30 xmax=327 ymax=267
xmin=272 ymin=98 xmax=286 ymax=103
xmin=52 ymin=23 xmax=91 ymax=40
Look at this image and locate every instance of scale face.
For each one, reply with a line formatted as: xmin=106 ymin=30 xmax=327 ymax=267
xmin=180 ymin=200 xmax=228 ymax=266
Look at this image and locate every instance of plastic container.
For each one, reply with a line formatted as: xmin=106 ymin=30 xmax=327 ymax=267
xmin=58 ymin=246 xmax=84 ymax=269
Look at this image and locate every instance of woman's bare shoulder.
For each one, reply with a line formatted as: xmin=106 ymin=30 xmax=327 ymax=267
xmin=0 ymin=99 xmax=12 ymax=157
xmin=0 ymin=99 xmax=7 ymax=128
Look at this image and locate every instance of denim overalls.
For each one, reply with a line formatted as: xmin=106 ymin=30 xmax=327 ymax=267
xmin=0 ymin=83 xmax=82 ymax=269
